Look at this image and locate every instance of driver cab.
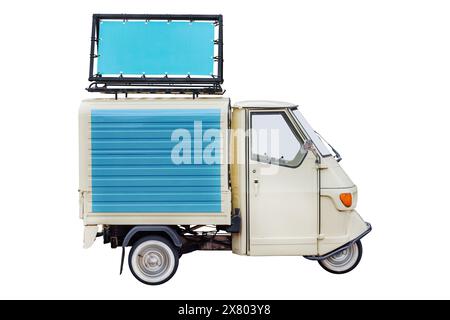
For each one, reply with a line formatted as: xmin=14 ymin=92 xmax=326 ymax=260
xmin=230 ymin=101 xmax=369 ymax=259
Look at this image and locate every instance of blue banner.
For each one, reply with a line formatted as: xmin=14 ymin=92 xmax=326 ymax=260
xmin=97 ymin=21 xmax=215 ymax=76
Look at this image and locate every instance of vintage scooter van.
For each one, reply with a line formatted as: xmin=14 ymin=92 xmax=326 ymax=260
xmin=79 ymin=14 xmax=371 ymax=285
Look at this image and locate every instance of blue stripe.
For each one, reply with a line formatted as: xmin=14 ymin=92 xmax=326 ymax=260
xmin=92 ymin=186 xmax=220 ymax=193
xmin=90 ymin=109 xmax=222 ymax=213
xmin=92 ymin=150 xmax=179 ymax=155
xmin=92 ymin=177 xmax=221 ymax=187
xmin=92 ymin=109 xmax=220 ymax=116
xmin=93 ymin=192 xmax=221 ymax=202
xmin=92 ymin=156 xmax=190 ymax=166
xmin=92 ymin=130 xmax=204 ymax=139
xmin=91 ymin=166 xmax=220 ymax=176
xmin=92 ymin=203 xmax=221 ymax=213
xmin=91 ymin=140 xmax=220 ymax=150
xmin=91 ymin=123 xmax=220 ymax=130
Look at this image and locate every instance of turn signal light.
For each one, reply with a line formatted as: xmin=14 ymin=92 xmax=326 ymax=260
xmin=340 ymin=193 xmax=352 ymax=207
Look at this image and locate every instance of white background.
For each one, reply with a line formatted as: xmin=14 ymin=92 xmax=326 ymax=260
xmin=0 ymin=0 xmax=449 ymax=299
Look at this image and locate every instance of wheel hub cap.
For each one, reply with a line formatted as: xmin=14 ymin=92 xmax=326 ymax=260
xmin=328 ymin=246 xmax=354 ymax=266
xmin=136 ymin=245 xmax=170 ymax=277
xmin=144 ymin=253 xmax=163 ymax=269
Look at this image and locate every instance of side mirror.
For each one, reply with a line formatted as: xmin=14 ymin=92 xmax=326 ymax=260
xmin=302 ymin=140 xmax=315 ymax=151
xmin=302 ymin=139 xmax=320 ymax=163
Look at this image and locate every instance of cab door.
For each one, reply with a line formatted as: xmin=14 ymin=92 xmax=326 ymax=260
xmin=247 ymin=109 xmax=318 ymax=256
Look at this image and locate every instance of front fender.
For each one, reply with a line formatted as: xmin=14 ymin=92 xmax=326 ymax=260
xmin=318 ymin=209 xmax=371 ymax=255
xmin=306 ymin=222 xmax=371 ymax=260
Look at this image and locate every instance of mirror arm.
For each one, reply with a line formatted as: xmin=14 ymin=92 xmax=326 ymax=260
xmin=303 ymin=140 xmax=321 ymax=164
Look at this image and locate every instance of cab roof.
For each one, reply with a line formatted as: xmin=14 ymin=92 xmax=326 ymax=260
xmin=232 ymin=100 xmax=297 ymax=109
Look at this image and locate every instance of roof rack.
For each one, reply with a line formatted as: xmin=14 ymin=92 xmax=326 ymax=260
xmin=87 ymin=14 xmax=224 ymax=97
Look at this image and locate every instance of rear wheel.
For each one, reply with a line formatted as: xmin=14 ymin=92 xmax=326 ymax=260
xmin=128 ymin=235 xmax=179 ymax=285
xmin=318 ymin=240 xmax=363 ymax=274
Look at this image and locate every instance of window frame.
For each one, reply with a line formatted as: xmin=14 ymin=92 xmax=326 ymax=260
xmin=249 ymin=109 xmax=308 ymax=168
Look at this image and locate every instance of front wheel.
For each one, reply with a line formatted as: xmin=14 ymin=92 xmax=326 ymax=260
xmin=318 ymin=240 xmax=363 ymax=274
xmin=128 ymin=236 xmax=179 ymax=285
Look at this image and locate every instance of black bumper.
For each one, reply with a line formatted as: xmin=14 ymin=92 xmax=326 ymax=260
xmin=304 ymin=222 xmax=372 ymax=261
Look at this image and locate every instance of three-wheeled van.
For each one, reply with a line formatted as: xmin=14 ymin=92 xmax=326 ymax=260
xmin=79 ymin=14 xmax=371 ymax=285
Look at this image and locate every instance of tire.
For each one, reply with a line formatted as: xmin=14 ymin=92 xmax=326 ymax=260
xmin=128 ymin=235 xmax=179 ymax=285
xmin=318 ymin=240 xmax=363 ymax=274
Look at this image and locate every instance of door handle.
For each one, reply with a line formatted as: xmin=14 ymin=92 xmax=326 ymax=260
xmin=253 ymin=179 xmax=259 ymax=196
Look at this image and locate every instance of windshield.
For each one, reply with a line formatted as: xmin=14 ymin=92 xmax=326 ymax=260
xmin=291 ymin=109 xmax=332 ymax=157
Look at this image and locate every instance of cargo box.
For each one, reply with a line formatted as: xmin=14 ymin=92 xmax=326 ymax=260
xmin=79 ymin=97 xmax=231 ymax=225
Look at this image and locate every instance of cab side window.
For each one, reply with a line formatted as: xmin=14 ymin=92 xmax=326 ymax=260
xmin=251 ymin=112 xmax=307 ymax=167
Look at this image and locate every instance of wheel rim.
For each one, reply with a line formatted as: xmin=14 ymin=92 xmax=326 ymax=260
xmin=321 ymin=242 xmax=359 ymax=272
xmin=131 ymin=240 xmax=175 ymax=283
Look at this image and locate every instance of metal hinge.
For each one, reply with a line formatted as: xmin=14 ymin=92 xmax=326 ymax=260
xmin=317 ymin=163 xmax=328 ymax=169
xmin=78 ymin=189 xmax=88 ymax=219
